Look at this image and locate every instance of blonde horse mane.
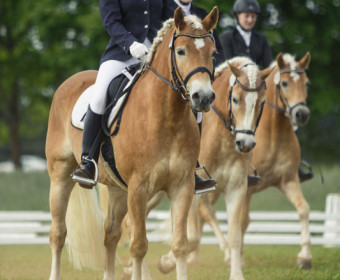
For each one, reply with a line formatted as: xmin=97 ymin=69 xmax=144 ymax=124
xmin=215 ymin=56 xmax=259 ymax=88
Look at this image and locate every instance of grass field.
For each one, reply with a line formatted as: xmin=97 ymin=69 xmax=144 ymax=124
xmin=0 ymin=165 xmax=339 ymax=279
xmin=0 ymin=244 xmax=339 ymax=280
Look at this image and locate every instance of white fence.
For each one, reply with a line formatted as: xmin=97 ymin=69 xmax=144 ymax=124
xmin=1 ymin=194 xmax=340 ymax=246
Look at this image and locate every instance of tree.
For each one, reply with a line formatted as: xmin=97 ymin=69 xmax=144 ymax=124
xmin=0 ymin=0 xmax=106 ymax=167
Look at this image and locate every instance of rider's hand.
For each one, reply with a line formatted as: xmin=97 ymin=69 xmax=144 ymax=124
xmin=129 ymin=41 xmax=148 ymax=59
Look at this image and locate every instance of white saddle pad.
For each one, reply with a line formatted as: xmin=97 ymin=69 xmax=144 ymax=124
xmin=71 ymin=84 xmax=129 ymax=131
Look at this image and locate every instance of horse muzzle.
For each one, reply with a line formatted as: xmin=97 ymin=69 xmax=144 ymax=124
xmin=190 ymin=90 xmax=215 ymax=112
xmin=291 ymin=106 xmax=310 ymax=126
xmin=235 ymin=134 xmax=256 ymax=153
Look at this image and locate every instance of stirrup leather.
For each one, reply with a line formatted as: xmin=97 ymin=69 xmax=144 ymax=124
xmin=71 ymin=157 xmax=99 ymax=187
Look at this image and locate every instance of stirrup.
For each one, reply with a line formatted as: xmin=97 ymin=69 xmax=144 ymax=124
xmin=195 ymin=164 xmax=216 ymax=194
xmin=71 ymin=157 xmax=99 ymax=187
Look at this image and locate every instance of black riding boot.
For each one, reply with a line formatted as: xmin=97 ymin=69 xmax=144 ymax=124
xmin=72 ymin=106 xmax=103 ymax=189
xmin=299 ymin=167 xmax=314 ymax=183
xmin=195 ymin=161 xmax=216 ymax=194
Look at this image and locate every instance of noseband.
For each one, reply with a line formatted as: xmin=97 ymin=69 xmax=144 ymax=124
xmin=266 ymin=69 xmax=308 ymax=116
xmin=211 ymin=63 xmax=266 ymax=136
xmin=145 ymin=30 xmax=215 ymax=101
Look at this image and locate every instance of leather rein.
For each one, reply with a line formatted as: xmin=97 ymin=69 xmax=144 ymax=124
xmin=145 ymin=30 xmax=215 ymax=101
xmin=211 ymin=64 xmax=266 ymax=136
xmin=266 ymin=69 xmax=307 ymax=115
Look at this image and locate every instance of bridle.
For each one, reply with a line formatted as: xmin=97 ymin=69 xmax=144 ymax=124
xmin=145 ymin=30 xmax=215 ymax=101
xmin=266 ymin=69 xmax=308 ymax=116
xmin=211 ymin=63 xmax=266 ymax=136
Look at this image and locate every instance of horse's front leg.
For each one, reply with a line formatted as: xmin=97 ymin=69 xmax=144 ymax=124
xmin=280 ymin=179 xmax=312 ymax=269
xmin=103 ymin=186 xmax=128 ymax=280
xmin=128 ymin=178 xmax=149 ymax=280
xmin=48 ymin=160 xmax=76 ymax=280
xmin=224 ymin=182 xmax=247 ymax=280
xmin=158 ymin=177 xmax=194 ymax=280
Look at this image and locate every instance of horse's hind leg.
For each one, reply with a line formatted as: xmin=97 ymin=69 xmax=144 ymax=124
xmin=103 ymin=186 xmax=128 ymax=280
xmin=48 ymin=159 xmax=76 ymax=280
xmin=280 ymin=180 xmax=312 ymax=269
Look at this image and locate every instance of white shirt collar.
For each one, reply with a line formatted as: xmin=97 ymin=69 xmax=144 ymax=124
xmin=174 ymin=0 xmax=192 ymax=16
xmin=236 ymin=25 xmax=252 ymax=47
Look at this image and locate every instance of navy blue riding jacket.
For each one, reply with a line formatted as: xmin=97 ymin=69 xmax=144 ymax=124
xmin=219 ymin=27 xmax=273 ymax=68
xmin=99 ymin=0 xmax=176 ymax=64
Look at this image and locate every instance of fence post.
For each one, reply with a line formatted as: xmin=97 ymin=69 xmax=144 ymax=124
xmin=323 ymin=193 xmax=340 ymax=247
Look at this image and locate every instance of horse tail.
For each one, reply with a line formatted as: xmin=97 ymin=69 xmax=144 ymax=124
xmin=65 ymin=184 xmax=106 ymax=270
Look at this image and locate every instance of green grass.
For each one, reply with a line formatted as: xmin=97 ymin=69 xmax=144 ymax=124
xmin=0 ymin=164 xmax=339 ymax=212
xmin=0 ymin=244 xmax=339 ymax=280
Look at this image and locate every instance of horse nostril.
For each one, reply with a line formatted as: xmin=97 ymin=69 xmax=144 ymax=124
xmin=236 ymin=140 xmax=244 ymax=151
xmin=209 ymin=92 xmax=215 ymax=104
xmin=192 ymin=92 xmax=200 ymax=103
xmin=250 ymin=142 xmax=256 ymax=150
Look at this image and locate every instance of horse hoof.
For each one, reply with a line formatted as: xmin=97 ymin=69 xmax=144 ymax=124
xmin=158 ymin=255 xmax=176 ymax=274
xmin=297 ymin=257 xmax=312 ymax=269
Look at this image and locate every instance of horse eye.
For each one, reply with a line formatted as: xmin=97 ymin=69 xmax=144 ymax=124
xmin=281 ymin=81 xmax=288 ymax=87
xmin=176 ymin=49 xmax=185 ymax=56
xmin=232 ymin=97 xmax=238 ymax=105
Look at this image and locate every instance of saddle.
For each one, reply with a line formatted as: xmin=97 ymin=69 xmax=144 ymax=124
xmin=100 ymin=63 xmax=142 ymax=190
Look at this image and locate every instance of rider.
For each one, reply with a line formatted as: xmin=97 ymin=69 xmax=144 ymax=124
xmin=219 ymin=0 xmax=313 ymax=183
xmin=219 ymin=0 xmax=272 ymax=68
xmin=72 ymin=0 xmax=217 ymax=192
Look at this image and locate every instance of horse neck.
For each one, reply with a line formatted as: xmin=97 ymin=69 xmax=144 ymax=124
xmin=140 ymin=36 xmax=192 ymax=126
xmin=261 ymin=71 xmax=294 ymax=136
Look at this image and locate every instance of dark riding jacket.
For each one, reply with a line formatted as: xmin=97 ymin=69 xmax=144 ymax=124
xmin=99 ymin=0 xmax=175 ymax=64
xmin=219 ymin=27 xmax=273 ymax=68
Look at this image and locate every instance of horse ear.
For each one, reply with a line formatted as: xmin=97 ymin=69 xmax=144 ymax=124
xmin=227 ymin=61 xmax=243 ymax=78
xmin=298 ymin=52 xmax=311 ymax=69
xmin=276 ymin=52 xmax=286 ymax=69
xmin=202 ymin=6 xmax=219 ymax=32
xmin=260 ymin=65 xmax=276 ymax=81
xmin=174 ymin=7 xmax=185 ymax=31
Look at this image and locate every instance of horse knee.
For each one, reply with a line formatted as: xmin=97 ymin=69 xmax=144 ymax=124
xmin=49 ymin=224 xmax=67 ymax=248
xmin=130 ymin=237 xmax=148 ymax=259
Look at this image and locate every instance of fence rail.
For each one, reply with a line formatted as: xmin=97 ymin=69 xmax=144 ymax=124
xmin=1 ymin=209 xmax=339 ymax=246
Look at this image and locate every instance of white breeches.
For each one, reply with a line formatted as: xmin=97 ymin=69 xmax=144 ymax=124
xmin=90 ymin=38 xmax=152 ymax=115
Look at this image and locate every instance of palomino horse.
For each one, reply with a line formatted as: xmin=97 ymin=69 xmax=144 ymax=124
xmin=134 ymin=57 xmax=273 ymax=280
xmin=190 ymin=52 xmax=312 ymax=270
xmin=46 ymin=7 xmax=219 ymax=280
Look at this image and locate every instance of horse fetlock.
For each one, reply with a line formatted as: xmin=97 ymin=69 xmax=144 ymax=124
xmin=158 ymin=254 xmax=176 ymax=274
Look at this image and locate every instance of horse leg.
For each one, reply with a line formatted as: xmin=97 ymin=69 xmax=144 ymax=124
xmin=239 ymin=191 xmax=252 ymax=266
xmin=158 ymin=180 xmax=194 ymax=279
xmin=224 ymin=184 xmax=247 ymax=280
xmin=103 ymin=186 xmax=128 ymax=280
xmin=48 ymin=159 xmax=76 ymax=280
xmin=127 ymin=179 xmax=149 ymax=280
xmin=280 ymin=180 xmax=312 ymax=269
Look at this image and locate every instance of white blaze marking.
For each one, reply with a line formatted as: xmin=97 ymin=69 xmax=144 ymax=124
xmin=244 ymin=92 xmax=258 ymax=129
xmin=194 ymin=38 xmax=205 ymax=50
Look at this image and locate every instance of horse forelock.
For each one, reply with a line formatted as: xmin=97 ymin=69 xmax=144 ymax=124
xmin=282 ymin=54 xmax=300 ymax=82
xmin=185 ymin=15 xmax=203 ymax=30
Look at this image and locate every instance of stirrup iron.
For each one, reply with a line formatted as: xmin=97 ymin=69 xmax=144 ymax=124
xmin=71 ymin=157 xmax=99 ymax=187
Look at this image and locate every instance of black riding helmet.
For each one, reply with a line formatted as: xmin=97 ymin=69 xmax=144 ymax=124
xmin=233 ymin=0 xmax=261 ymax=15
